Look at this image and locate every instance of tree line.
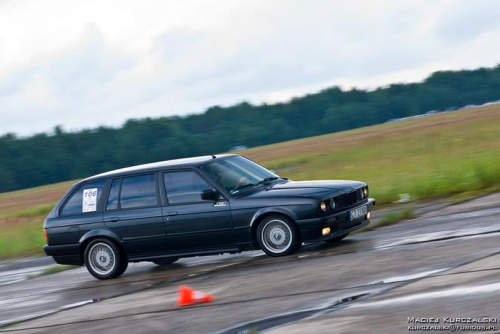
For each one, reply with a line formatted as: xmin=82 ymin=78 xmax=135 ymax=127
xmin=1 ymin=65 xmax=499 ymax=192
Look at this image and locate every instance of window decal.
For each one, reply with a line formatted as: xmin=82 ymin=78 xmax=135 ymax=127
xmin=82 ymin=188 xmax=98 ymax=212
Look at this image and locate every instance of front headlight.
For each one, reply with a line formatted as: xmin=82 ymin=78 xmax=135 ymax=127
xmin=329 ymin=198 xmax=336 ymax=210
xmin=320 ymin=201 xmax=327 ymax=212
xmin=363 ymin=186 xmax=368 ymax=198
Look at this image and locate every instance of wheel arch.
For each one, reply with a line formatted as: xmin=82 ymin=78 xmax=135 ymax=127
xmin=79 ymin=230 xmax=126 ymax=263
xmin=250 ymin=208 xmax=300 ymax=248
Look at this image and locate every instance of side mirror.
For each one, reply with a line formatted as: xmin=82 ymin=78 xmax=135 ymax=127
xmin=201 ymin=189 xmax=221 ymax=201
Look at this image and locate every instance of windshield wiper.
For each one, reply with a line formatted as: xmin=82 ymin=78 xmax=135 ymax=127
xmin=232 ymin=182 xmax=257 ymax=192
xmin=232 ymin=177 xmax=280 ymax=194
xmin=231 ymin=176 xmax=280 ymax=194
xmin=256 ymin=176 xmax=280 ymax=186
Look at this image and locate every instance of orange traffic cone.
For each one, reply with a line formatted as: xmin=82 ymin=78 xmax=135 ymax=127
xmin=177 ymin=285 xmax=214 ymax=307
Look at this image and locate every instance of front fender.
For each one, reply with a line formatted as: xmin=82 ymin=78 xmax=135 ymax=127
xmin=249 ymin=207 xmax=299 ymax=227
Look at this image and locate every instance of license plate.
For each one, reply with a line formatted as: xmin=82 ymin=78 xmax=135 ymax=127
xmin=348 ymin=205 xmax=367 ymax=221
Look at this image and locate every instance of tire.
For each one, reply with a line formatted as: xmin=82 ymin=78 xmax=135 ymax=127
xmin=325 ymin=233 xmax=349 ymax=243
xmin=116 ymin=256 xmax=129 ymax=277
xmin=84 ymin=238 xmax=127 ymax=280
xmin=152 ymin=257 xmax=179 ymax=266
xmin=257 ymin=215 xmax=301 ymax=257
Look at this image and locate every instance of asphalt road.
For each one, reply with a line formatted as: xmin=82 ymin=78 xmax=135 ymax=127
xmin=1 ymin=194 xmax=499 ymax=334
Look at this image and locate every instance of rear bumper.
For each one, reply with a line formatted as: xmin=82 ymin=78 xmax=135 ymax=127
xmin=296 ymin=198 xmax=375 ymax=242
xmin=43 ymin=244 xmax=83 ymax=266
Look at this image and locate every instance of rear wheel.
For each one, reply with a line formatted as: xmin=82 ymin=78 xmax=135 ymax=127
xmin=84 ymin=238 xmax=127 ymax=280
xmin=325 ymin=233 xmax=349 ymax=243
xmin=257 ymin=215 xmax=301 ymax=257
xmin=152 ymin=257 xmax=179 ymax=266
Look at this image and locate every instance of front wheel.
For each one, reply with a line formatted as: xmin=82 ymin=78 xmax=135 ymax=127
xmin=84 ymin=238 xmax=128 ymax=280
xmin=257 ymin=215 xmax=301 ymax=257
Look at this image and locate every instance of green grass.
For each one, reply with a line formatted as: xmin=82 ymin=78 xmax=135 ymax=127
xmin=0 ymin=219 xmax=46 ymax=260
xmin=251 ymin=108 xmax=500 ymax=205
xmin=0 ymin=203 xmax=56 ymax=220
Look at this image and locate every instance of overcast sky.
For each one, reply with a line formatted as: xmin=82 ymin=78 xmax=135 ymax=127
xmin=1 ymin=0 xmax=499 ymax=136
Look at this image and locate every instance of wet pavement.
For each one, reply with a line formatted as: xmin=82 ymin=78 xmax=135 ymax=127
xmin=0 ymin=252 xmax=264 ymax=327
xmin=267 ymin=253 xmax=500 ymax=334
xmin=0 ymin=257 xmax=55 ymax=287
xmin=0 ymin=193 xmax=499 ymax=333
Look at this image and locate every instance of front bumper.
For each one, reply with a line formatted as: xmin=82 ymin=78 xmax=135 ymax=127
xmin=296 ymin=198 xmax=375 ymax=242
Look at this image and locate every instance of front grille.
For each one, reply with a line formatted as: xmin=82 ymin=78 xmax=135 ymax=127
xmin=335 ymin=189 xmax=363 ymax=211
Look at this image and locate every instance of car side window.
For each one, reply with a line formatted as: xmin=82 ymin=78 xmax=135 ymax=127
xmin=106 ymin=179 xmax=121 ymax=210
xmin=60 ymin=180 xmax=106 ymax=216
xmin=164 ymin=171 xmax=212 ymax=205
xmin=120 ymin=174 xmax=158 ymax=209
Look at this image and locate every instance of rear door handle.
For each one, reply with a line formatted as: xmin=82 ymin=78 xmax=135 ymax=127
xmin=105 ymin=217 xmax=120 ymax=222
xmin=166 ymin=211 xmax=178 ymax=216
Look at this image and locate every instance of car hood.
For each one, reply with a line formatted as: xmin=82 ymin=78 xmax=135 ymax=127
xmin=244 ymin=180 xmax=365 ymax=199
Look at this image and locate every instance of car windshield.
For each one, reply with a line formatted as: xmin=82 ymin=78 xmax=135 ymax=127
xmin=202 ymin=156 xmax=281 ymax=195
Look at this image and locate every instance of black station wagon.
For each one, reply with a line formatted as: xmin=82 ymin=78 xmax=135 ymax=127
xmin=43 ymin=155 xmax=375 ymax=279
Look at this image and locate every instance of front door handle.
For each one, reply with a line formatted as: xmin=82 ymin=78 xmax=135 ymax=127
xmin=166 ymin=211 xmax=178 ymax=216
xmin=105 ymin=217 xmax=120 ymax=222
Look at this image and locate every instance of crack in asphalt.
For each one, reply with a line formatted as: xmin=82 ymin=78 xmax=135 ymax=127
xmin=215 ymin=251 xmax=500 ymax=334
xmin=216 ymin=293 xmax=372 ymax=334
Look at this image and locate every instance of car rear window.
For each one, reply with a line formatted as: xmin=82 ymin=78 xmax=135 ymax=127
xmin=60 ymin=180 xmax=106 ymax=216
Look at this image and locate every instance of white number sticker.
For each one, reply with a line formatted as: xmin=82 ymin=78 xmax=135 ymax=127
xmin=82 ymin=188 xmax=98 ymax=212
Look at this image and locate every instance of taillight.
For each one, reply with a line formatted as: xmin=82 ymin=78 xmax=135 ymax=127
xmin=44 ymin=229 xmax=48 ymax=242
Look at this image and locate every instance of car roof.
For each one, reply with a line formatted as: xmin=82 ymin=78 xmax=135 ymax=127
xmin=83 ymin=154 xmax=235 ymax=181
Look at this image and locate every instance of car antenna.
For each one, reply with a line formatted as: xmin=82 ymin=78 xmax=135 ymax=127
xmin=211 ymin=154 xmax=216 ymax=159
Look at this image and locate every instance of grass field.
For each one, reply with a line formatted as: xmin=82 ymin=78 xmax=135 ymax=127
xmin=1 ymin=105 xmax=499 ymax=260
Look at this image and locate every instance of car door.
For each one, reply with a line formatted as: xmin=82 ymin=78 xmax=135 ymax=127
xmin=102 ymin=173 xmax=166 ymax=255
xmin=162 ymin=169 xmax=234 ymax=251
